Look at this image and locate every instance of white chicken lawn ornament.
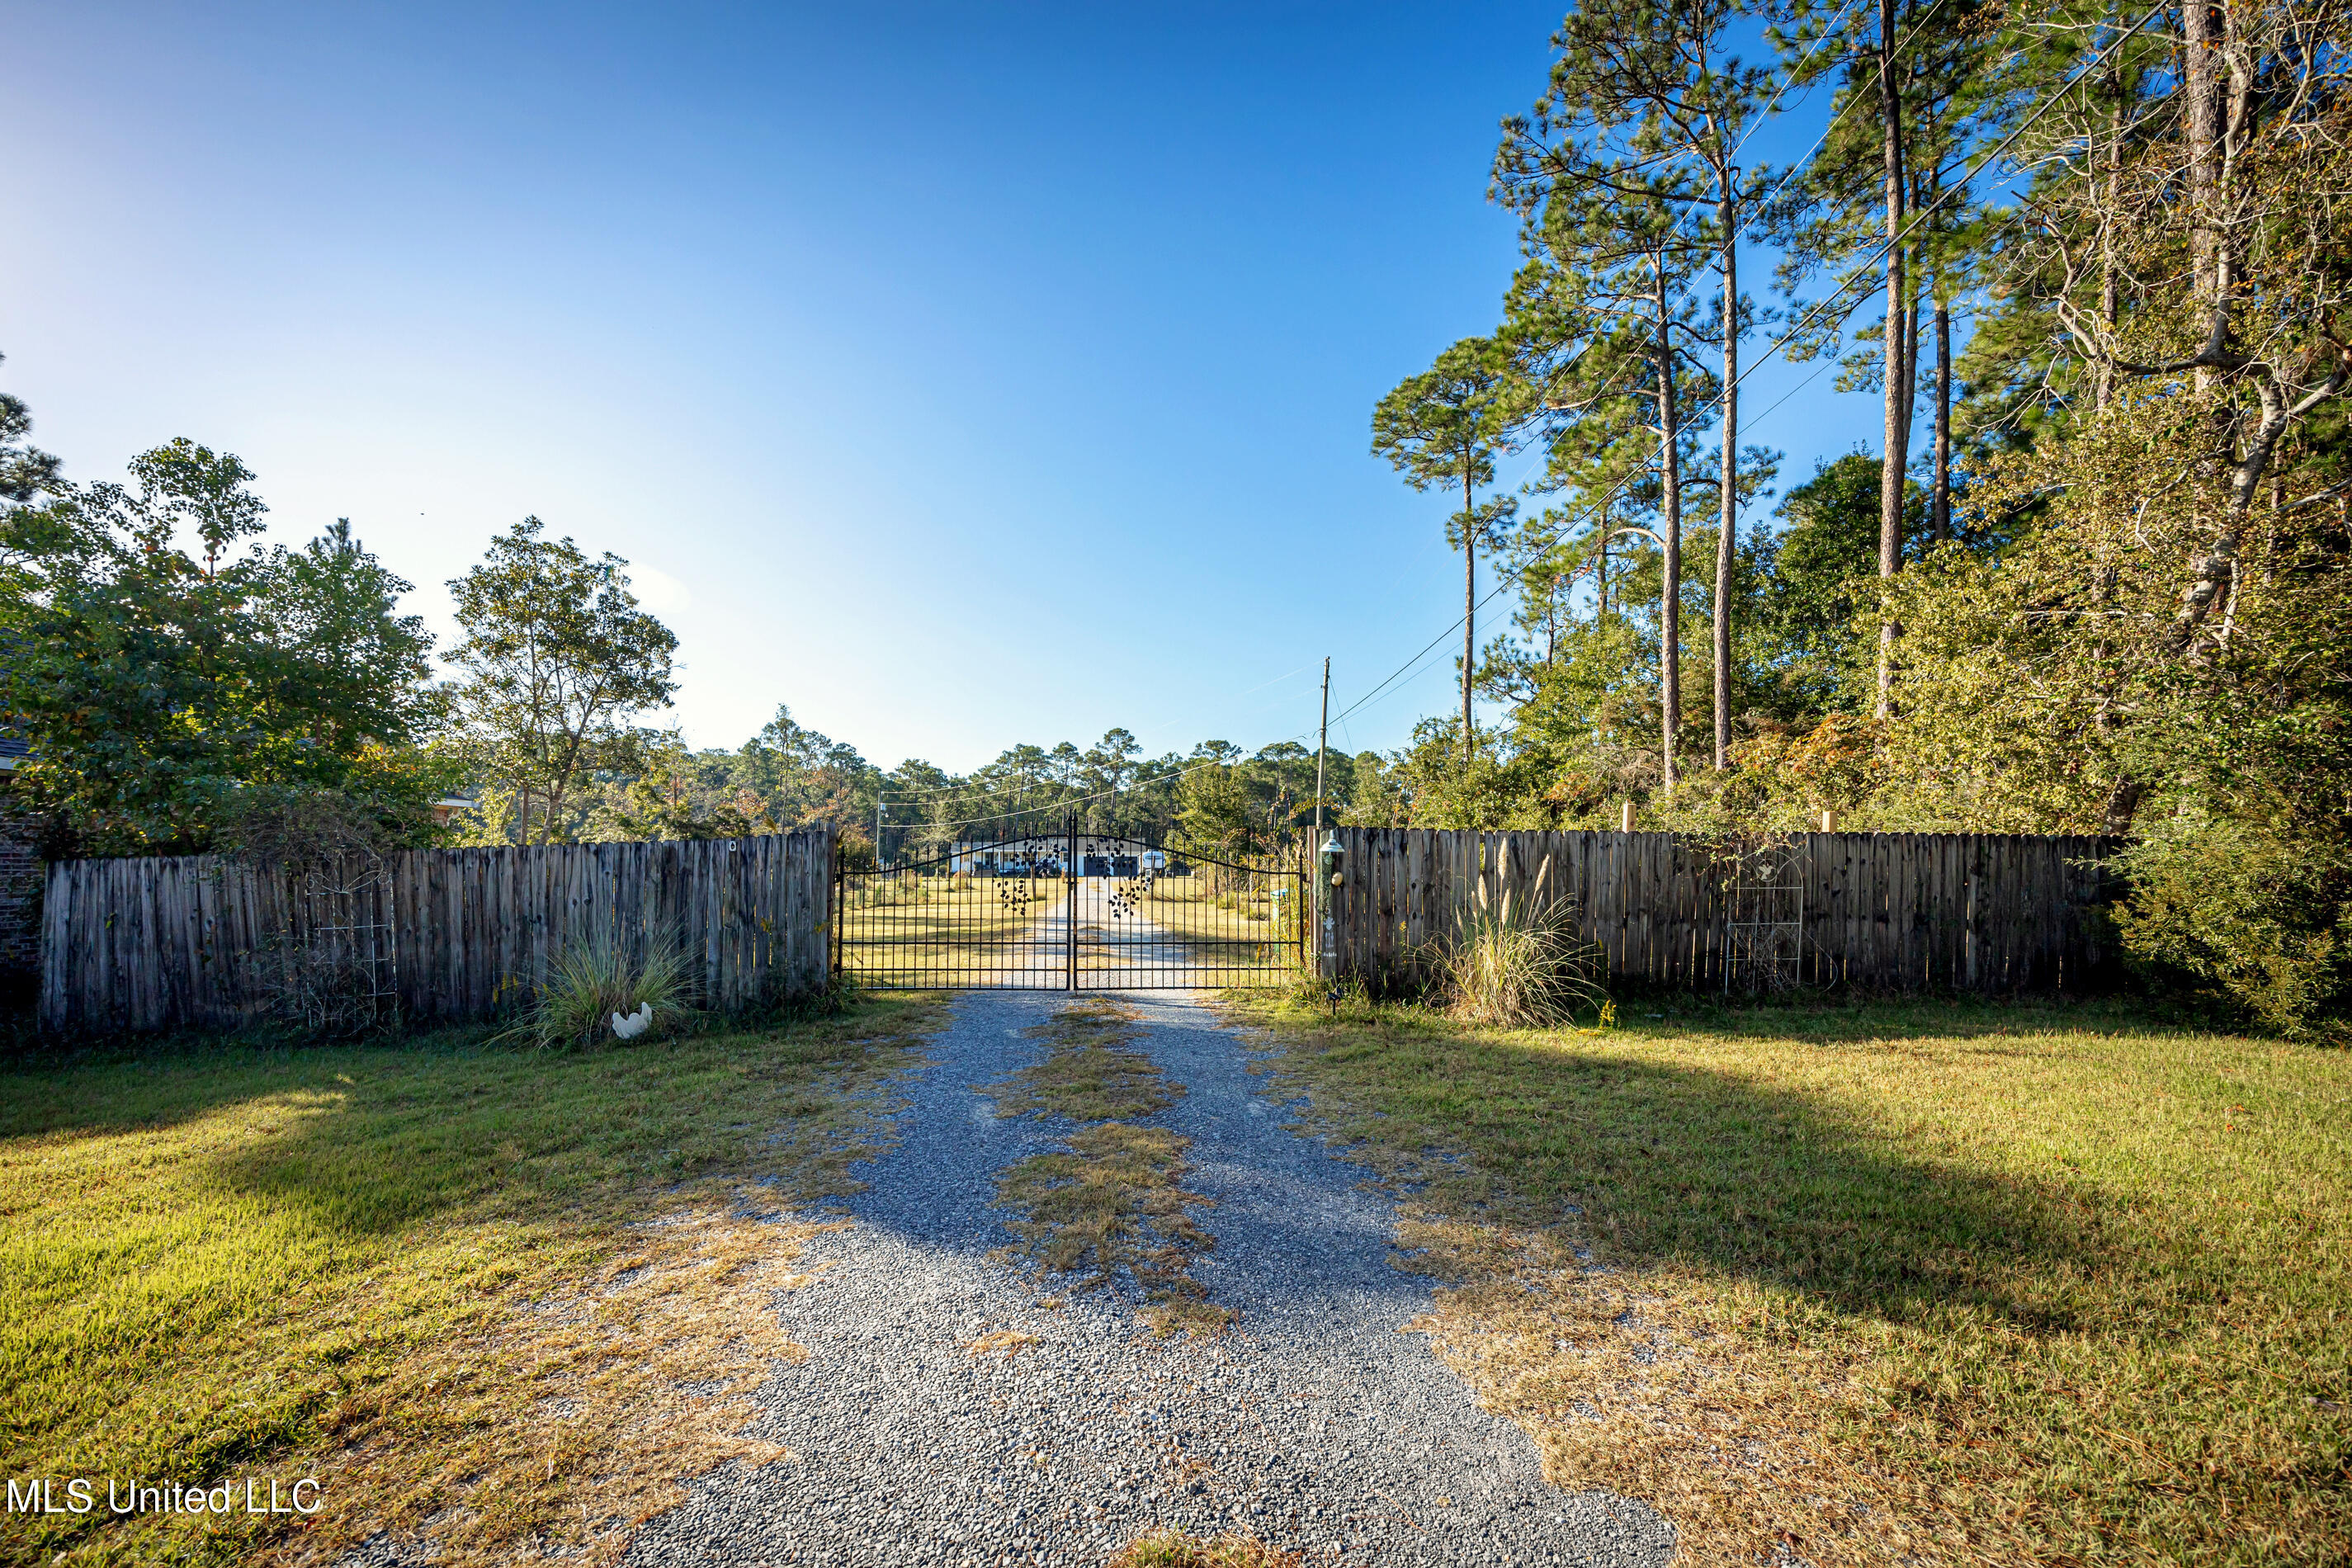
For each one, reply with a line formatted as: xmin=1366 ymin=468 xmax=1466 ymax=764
xmin=611 ymin=1002 xmax=654 ymax=1040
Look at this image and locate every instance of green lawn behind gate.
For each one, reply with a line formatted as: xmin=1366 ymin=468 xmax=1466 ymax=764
xmin=838 ymin=871 xmax=1305 ymax=987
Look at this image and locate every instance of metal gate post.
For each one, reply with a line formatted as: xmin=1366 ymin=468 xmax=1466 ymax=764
xmin=1065 ymin=813 xmax=1078 ymax=991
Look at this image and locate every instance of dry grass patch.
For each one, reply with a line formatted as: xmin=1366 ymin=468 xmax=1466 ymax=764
xmin=1106 ymin=1527 xmax=1303 ymax=1568
xmin=996 ymin=1123 xmax=1230 ymax=1335
xmin=1225 ymin=991 xmax=2352 ymax=1566
xmin=1 ymin=995 xmax=943 ymax=1568
xmin=989 ymin=1000 xmax=1181 ymax=1122
xmin=272 ymin=1206 xmax=833 ymax=1566
xmin=964 ymin=1329 xmax=1041 ymax=1357
xmin=987 ymin=1002 xmax=1230 ymax=1336
xmin=1387 ymin=1213 xmax=1882 ymax=1566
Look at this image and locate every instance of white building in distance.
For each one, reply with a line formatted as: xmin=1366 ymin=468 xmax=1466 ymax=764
xmin=947 ymin=836 xmax=1174 ymax=878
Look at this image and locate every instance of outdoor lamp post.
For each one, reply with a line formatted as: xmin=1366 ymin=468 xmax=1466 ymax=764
xmin=1317 ymin=833 xmax=1344 ymax=983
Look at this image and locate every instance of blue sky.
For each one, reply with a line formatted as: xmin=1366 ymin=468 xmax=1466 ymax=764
xmin=0 ymin=1 xmax=1889 ymax=772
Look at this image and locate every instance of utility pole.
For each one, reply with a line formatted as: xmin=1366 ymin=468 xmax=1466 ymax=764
xmin=1314 ymin=657 xmax=1331 ymax=838
xmin=1314 ymin=657 xmax=1332 ymax=980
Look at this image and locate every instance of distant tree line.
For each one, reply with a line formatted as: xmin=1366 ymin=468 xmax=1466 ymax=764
xmin=541 ymin=723 xmax=1396 ymax=872
xmin=0 ymin=397 xmax=1389 ymax=874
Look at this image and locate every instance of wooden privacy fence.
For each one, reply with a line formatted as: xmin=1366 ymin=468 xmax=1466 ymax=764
xmin=40 ymin=830 xmax=834 ymax=1034
xmin=1326 ymin=829 xmax=2122 ymax=994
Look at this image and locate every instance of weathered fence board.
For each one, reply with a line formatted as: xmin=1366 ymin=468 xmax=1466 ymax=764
xmin=1327 ymin=828 xmax=2119 ymax=995
xmin=40 ymin=829 xmax=835 ymax=1034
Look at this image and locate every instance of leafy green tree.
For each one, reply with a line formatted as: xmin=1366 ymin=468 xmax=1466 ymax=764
xmin=1174 ymin=763 xmax=1258 ymax=862
xmin=749 ymin=704 xmax=882 ymax=840
xmin=1471 ymin=525 xmax=1708 ymax=823
xmin=1947 ymin=6 xmax=2169 ymax=452
xmin=1877 ymin=385 xmax=2352 ymax=1032
xmin=1373 ymin=336 xmax=1524 ymax=763
xmin=574 ymin=730 xmax=779 ymax=843
xmin=885 ymin=757 xmax=956 ymax=859
xmin=1340 ymin=750 xmax=1413 ymax=826
xmin=446 ymin=517 xmax=677 ymax=844
xmin=0 ymin=352 xmax=60 ymax=513
xmin=1746 ymin=452 xmax=1925 ymax=718
xmin=2000 ymin=0 xmax=2349 ymax=668
xmin=1080 ymin=727 xmax=1144 ymax=834
xmin=0 ymin=442 xmax=442 ymax=854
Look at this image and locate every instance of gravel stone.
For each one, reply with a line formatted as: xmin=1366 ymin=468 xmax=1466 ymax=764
xmin=621 ymin=990 xmax=1674 ymax=1566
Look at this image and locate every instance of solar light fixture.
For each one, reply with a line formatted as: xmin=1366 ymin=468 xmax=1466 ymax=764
xmin=1319 ymin=832 xmax=1344 ymax=886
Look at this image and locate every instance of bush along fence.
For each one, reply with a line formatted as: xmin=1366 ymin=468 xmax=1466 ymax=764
xmin=1325 ymin=829 xmax=2123 ymax=995
xmin=39 ymin=829 xmax=834 ymax=1034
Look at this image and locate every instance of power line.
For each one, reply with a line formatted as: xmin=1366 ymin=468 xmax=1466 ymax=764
xmin=899 ymin=722 xmax=1334 ymax=840
xmin=858 ymin=662 xmax=1324 ymax=808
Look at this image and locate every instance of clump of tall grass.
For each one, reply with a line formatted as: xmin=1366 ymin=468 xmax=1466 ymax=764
xmin=1428 ymin=881 xmax=1606 ymax=1029
xmin=501 ymin=937 xmax=697 ymax=1049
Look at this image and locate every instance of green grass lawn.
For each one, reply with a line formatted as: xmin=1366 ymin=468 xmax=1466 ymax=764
xmin=838 ymin=877 xmax=1065 ymax=985
xmin=1126 ymin=880 xmax=1297 ymax=955
xmin=0 ymin=998 xmax=939 ymax=1568
xmin=1223 ymin=990 xmax=2352 ymax=1567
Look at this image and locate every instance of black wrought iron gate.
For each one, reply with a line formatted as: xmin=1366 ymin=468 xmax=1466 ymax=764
xmin=833 ymin=817 xmax=1305 ymax=990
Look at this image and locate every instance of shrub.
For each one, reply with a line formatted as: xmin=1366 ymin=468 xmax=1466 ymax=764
xmin=255 ymin=934 xmax=400 ymax=1041
xmin=753 ymin=964 xmax=862 ymax=1024
xmin=502 ymin=936 xmax=697 ymax=1049
xmin=2113 ymin=820 xmax=2352 ymax=1042
xmin=1427 ymin=879 xmax=1606 ymax=1029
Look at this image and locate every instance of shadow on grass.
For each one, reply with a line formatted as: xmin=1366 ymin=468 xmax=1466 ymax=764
xmin=0 ymin=1023 xmax=500 ymax=1141
xmin=6 ymin=1003 xmax=917 ymax=1241
xmin=1278 ymin=1005 xmax=2129 ymax=1336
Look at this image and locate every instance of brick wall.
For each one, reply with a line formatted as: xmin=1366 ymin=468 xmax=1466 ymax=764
xmin=0 ymin=782 xmax=40 ymax=985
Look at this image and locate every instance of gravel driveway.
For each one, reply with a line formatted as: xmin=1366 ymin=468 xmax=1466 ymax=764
xmin=621 ymin=990 xmax=1674 ymax=1568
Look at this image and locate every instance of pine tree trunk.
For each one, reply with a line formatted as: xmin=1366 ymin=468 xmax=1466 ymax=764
xmin=2165 ymin=0 xmax=2244 ymax=651
xmin=2184 ymin=0 xmax=2223 ymax=333
xmin=1714 ymin=191 xmax=1738 ymax=772
xmin=1933 ymin=298 xmax=1952 ymax=541
xmin=1875 ymin=0 xmax=1909 ymax=720
xmin=2098 ymin=61 xmax=2123 ymax=408
xmin=1599 ymin=521 xmax=1609 ymax=625
xmin=1656 ymin=260 xmax=1683 ymax=794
